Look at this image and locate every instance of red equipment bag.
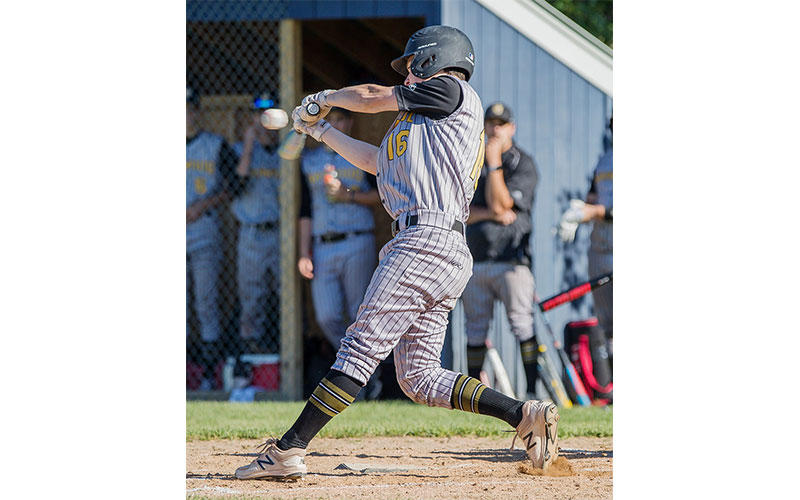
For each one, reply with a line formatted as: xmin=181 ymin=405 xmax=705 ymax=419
xmin=565 ymin=318 xmax=612 ymax=403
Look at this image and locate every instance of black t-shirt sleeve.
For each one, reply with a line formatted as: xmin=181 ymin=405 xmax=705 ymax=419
xmin=299 ymin=169 xmax=312 ymax=218
xmin=504 ymin=153 xmax=538 ymax=211
xmin=218 ymin=141 xmax=245 ymax=196
xmin=394 ymin=75 xmax=463 ymax=120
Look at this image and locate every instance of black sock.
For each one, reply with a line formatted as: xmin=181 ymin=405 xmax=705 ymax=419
xmin=519 ymin=338 xmax=539 ymax=395
xmin=200 ymin=341 xmax=219 ymax=381
xmin=466 ymin=344 xmax=487 ymax=379
xmin=277 ymin=369 xmax=363 ymax=450
xmin=450 ymin=374 xmax=524 ymax=428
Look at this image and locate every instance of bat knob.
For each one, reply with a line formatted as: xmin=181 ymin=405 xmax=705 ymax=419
xmin=306 ymin=102 xmax=320 ymax=116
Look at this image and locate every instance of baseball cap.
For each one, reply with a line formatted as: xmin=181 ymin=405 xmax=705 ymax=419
xmin=484 ymin=102 xmax=513 ymax=124
xmin=252 ymin=90 xmax=277 ymax=110
xmin=187 ymin=86 xmax=201 ymax=106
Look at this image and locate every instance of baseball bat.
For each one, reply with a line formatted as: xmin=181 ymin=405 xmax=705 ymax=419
xmin=277 ymin=102 xmax=321 ymax=160
xmin=538 ymin=273 xmax=612 ymax=313
xmin=534 ymin=293 xmax=592 ymax=407
xmin=484 ymin=340 xmax=515 ymax=398
xmin=532 ymin=335 xmax=573 ymax=408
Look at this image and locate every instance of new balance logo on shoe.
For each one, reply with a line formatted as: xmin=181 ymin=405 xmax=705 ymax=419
xmin=257 ymin=455 xmax=274 ymax=469
xmin=522 ymin=431 xmax=537 ymax=450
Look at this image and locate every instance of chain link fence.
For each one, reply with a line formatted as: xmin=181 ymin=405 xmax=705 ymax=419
xmin=186 ymin=4 xmax=288 ymax=393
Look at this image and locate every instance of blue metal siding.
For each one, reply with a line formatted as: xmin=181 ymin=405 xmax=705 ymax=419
xmin=187 ymin=0 xmax=439 ymax=22
xmin=442 ymin=0 xmax=612 ymax=396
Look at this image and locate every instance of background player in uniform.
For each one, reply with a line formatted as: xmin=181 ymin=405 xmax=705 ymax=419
xmin=297 ymin=107 xmax=382 ymax=398
xmin=233 ymin=91 xmax=282 ymax=355
xmin=186 ymin=86 xmax=242 ymax=390
xmin=234 ymin=26 xmax=559 ymax=481
xmin=462 ymin=102 xmax=541 ymax=397
xmin=558 ymin=116 xmax=613 ymax=372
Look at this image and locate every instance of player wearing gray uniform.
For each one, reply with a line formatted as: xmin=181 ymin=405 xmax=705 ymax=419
xmin=233 ymin=92 xmax=282 ymax=354
xmin=186 ymin=87 xmax=241 ymax=389
xmin=235 ymin=26 xmax=559 ymax=482
xmin=559 ymin=117 xmax=613 ymax=360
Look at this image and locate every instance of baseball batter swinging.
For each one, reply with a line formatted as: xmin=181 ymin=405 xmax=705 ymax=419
xmin=234 ymin=25 xmax=559 ymax=481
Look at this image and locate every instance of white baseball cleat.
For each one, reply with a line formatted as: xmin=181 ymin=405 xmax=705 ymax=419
xmin=234 ymin=438 xmax=307 ymax=481
xmin=513 ymin=400 xmax=559 ymax=469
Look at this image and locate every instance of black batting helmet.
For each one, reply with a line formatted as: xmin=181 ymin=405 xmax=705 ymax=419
xmin=391 ymin=25 xmax=475 ymax=81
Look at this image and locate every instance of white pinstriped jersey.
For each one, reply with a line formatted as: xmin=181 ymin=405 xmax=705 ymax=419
xmin=376 ymin=77 xmax=485 ymax=223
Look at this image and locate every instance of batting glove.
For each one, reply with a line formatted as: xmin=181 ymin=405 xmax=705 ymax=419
xmin=292 ymin=107 xmax=331 ymax=141
xmin=558 ymin=199 xmax=586 ymax=243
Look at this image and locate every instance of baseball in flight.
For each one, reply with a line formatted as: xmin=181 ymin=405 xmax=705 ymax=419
xmin=260 ymin=108 xmax=289 ymax=130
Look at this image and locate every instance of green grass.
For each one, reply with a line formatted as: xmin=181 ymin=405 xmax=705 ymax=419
xmin=187 ymin=400 xmax=611 ymax=441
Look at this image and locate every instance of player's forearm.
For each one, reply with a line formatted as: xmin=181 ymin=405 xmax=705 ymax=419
xmin=320 ymin=127 xmax=378 ymax=175
xmin=484 ymin=171 xmax=514 ymax=214
xmin=582 ymin=203 xmax=608 ymax=222
xmin=467 ymin=206 xmax=494 ymax=224
xmin=298 ymin=217 xmax=312 ymax=258
xmin=236 ymin=140 xmax=254 ymax=176
xmin=326 ymin=85 xmax=398 ymax=114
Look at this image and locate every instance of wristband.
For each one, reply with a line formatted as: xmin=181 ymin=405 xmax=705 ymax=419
xmin=488 ymin=165 xmax=502 ymax=173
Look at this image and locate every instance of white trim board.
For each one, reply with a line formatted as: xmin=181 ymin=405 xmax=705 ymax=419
xmin=472 ymin=0 xmax=613 ymax=96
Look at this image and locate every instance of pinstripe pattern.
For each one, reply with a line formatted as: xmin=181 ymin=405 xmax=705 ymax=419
xmin=331 ymin=77 xmax=483 ymax=410
xmin=332 ymin=225 xmax=473 ymax=408
xmin=310 ymin=233 xmax=376 ymax=348
xmin=376 ymin=78 xmax=484 ymax=222
xmin=302 ymin=146 xmax=376 ymax=236
xmin=301 ymin=146 xmax=378 ymax=349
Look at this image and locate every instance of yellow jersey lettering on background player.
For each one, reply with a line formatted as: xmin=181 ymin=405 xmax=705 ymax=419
xmin=194 ymin=177 xmax=207 ymax=195
xmin=469 ymin=130 xmax=485 ymax=189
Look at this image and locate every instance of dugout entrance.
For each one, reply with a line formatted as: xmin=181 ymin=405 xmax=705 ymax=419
xmin=186 ymin=13 xmax=424 ymax=401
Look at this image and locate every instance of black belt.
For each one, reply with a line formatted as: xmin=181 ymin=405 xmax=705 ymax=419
xmin=316 ymin=230 xmax=372 ymax=244
xmin=391 ymin=215 xmax=465 ymax=237
xmin=252 ymin=221 xmax=277 ymax=231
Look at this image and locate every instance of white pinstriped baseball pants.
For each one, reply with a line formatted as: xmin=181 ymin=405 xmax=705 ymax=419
xmin=332 ymin=219 xmax=473 ymax=408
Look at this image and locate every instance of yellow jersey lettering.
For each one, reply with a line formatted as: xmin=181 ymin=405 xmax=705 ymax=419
xmin=469 ymin=130 xmax=485 ymax=190
xmin=396 ymin=130 xmax=409 ymax=156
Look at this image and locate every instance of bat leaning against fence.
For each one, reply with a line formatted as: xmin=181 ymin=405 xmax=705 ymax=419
xmin=534 ymin=272 xmax=613 ymax=406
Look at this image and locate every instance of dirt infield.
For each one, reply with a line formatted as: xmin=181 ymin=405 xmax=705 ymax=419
xmin=187 ymin=436 xmax=612 ymax=499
